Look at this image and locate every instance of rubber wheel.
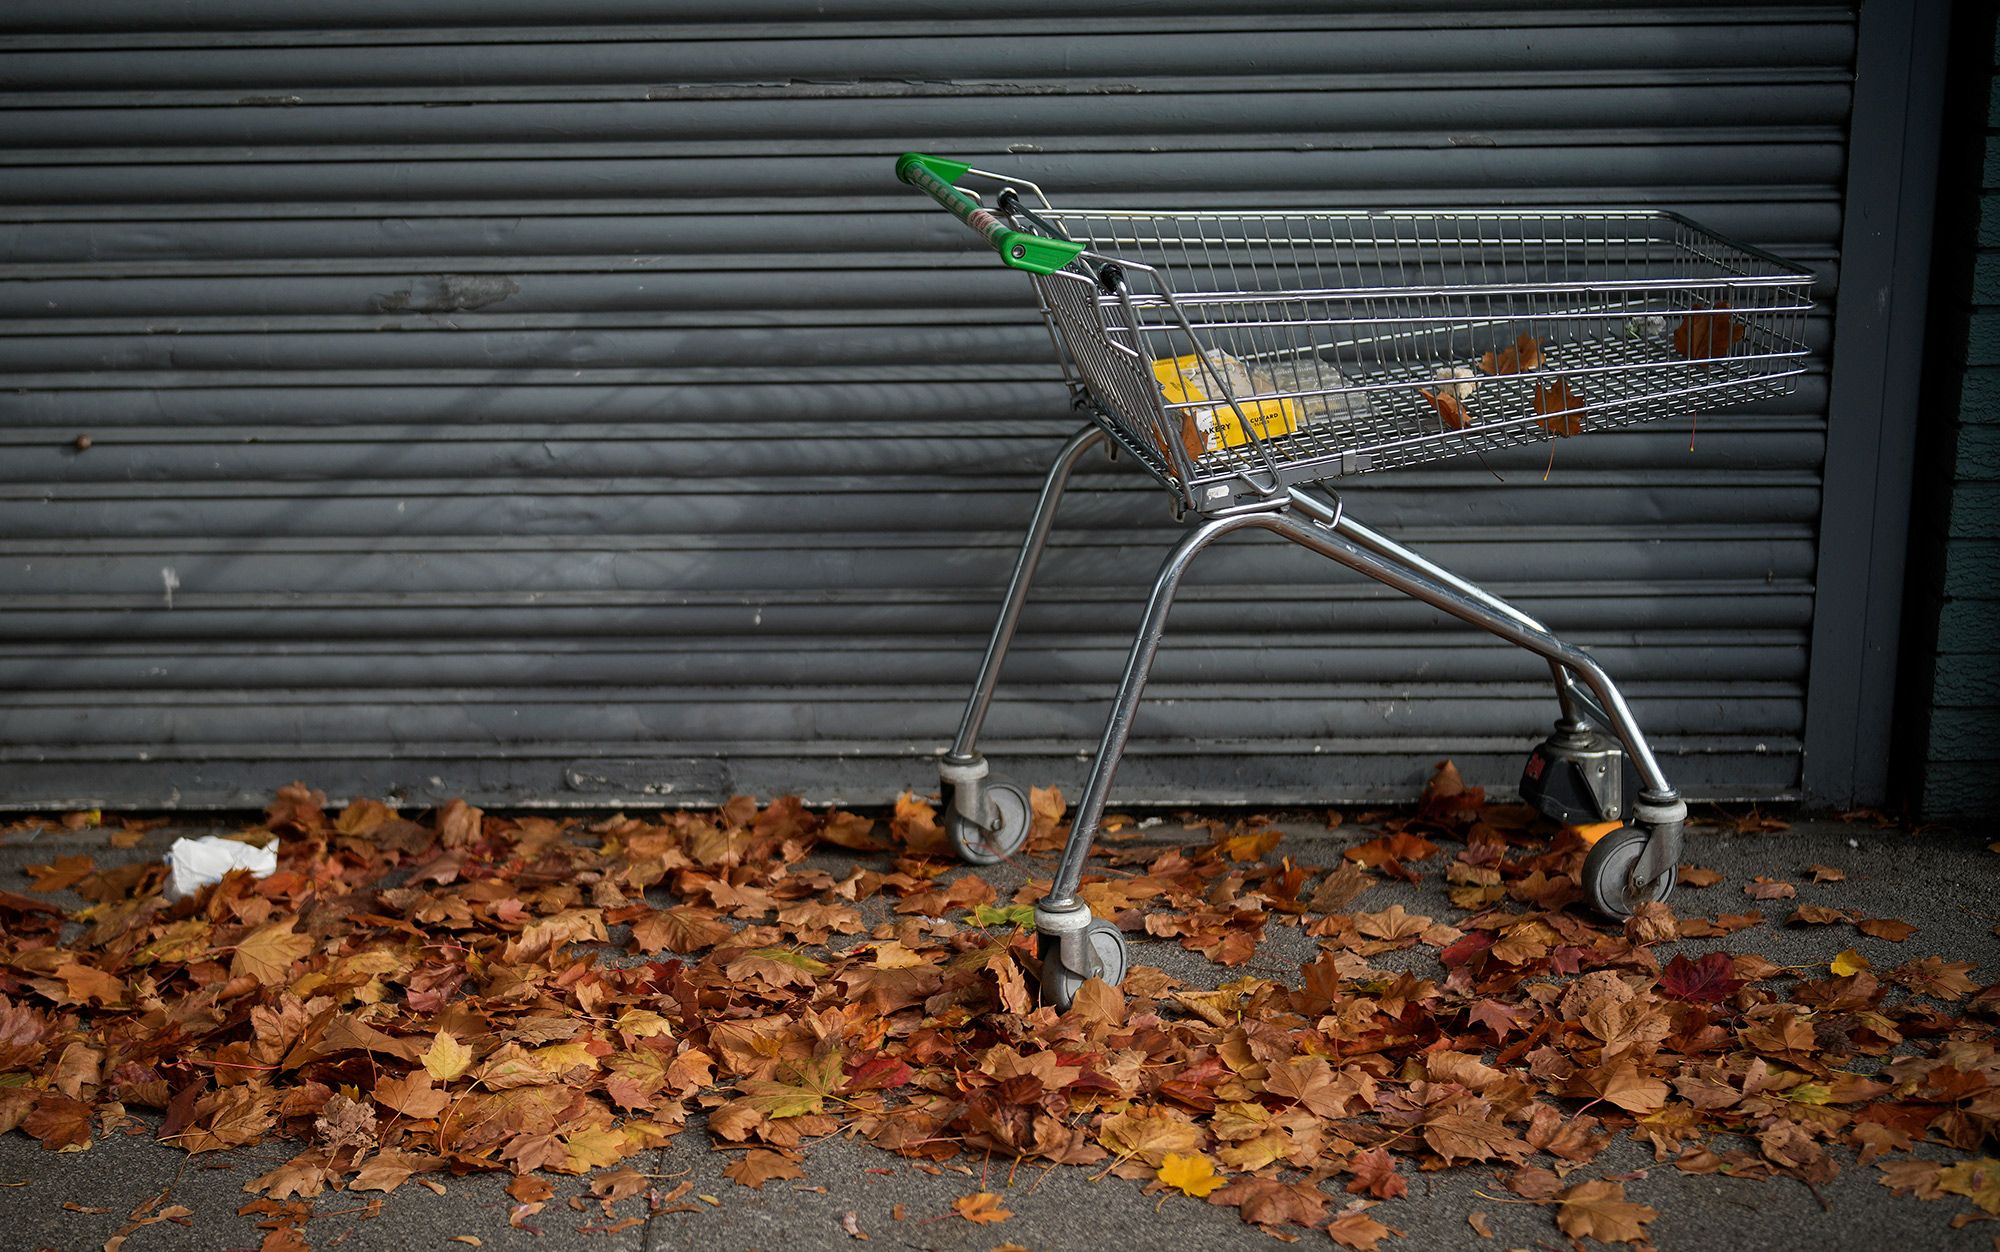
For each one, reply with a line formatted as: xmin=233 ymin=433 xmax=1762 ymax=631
xmin=947 ymin=778 xmax=1031 ymax=865
xmin=1037 ymin=920 xmax=1128 ymax=1010
xmin=1581 ymin=825 xmax=1678 ymax=920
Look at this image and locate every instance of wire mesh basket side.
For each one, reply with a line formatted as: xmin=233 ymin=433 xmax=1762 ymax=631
xmin=1123 ymin=275 xmax=1812 ymax=485
xmin=1014 ymin=209 xmax=1813 ymax=496
xmin=1026 ymin=266 xmax=1204 ymax=498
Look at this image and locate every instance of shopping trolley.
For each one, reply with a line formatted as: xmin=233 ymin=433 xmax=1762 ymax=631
xmin=895 ymin=153 xmax=1815 ymax=1006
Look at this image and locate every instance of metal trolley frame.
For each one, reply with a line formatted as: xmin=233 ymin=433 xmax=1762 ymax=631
xmin=895 ymin=154 xmax=1816 ymax=1005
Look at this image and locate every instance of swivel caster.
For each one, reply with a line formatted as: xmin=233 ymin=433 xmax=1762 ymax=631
xmin=946 ymin=777 xmax=1031 ymax=865
xmin=1036 ymin=920 xmax=1127 ymax=1009
xmin=1580 ymin=826 xmax=1678 ymax=920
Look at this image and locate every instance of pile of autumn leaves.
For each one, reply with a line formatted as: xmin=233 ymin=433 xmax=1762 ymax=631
xmin=0 ymin=771 xmax=1996 ymax=1250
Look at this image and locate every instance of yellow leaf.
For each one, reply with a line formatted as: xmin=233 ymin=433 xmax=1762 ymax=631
xmin=558 ymin=1126 xmax=632 ymax=1174
xmin=421 ymin=1030 xmax=473 ymax=1082
xmin=1156 ymin=1152 xmax=1225 ymax=1198
xmin=1937 ymin=1159 xmax=2000 ymax=1214
xmin=1830 ymin=948 xmax=1872 ymax=977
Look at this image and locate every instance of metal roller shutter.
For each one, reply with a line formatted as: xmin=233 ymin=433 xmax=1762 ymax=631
xmin=0 ymin=3 xmax=1864 ymax=808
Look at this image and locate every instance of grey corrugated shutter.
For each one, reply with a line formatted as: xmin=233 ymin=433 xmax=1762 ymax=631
xmin=0 ymin=4 xmax=1858 ymax=808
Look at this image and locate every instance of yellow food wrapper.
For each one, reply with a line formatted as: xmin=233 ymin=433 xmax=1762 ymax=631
xmin=1151 ymin=354 xmax=1298 ymax=453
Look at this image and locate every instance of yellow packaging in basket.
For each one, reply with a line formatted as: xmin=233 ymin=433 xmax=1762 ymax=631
xmin=1150 ymin=354 xmax=1299 ymax=454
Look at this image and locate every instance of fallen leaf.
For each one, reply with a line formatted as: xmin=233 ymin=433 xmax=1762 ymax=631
xmin=1157 ymin=1152 xmax=1225 ymax=1198
xmin=1936 ymin=1158 xmax=2000 ymax=1215
xmin=230 ymin=920 xmax=313 ymax=986
xmin=1857 ymin=917 xmax=1916 ymax=942
xmin=421 ymin=1031 xmax=473 ymax=1083
xmin=1673 ymin=300 xmax=1746 ymax=364
xmin=1555 ymin=1178 xmax=1657 ymax=1244
xmin=1328 ymin=1200 xmax=1402 ymax=1251
xmin=725 ymin=1149 xmax=803 ymax=1190
xmin=1480 ymin=333 xmax=1544 ymax=376
xmin=1346 ymin=1148 xmax=1408 ymax=1200
xmin=1420 ymin=387 xmax=1472 ymax=430
xmin=25 ymin=854 xmax=96 ymax=894
xmin=1533 ymin=377 xmax=1585 ymax=437
xmin=953 ymin=1192 xmax=1012 ymax=1224
xmin=1659 ymin=952 xmax=1745 ymax=1003
xmin=1744 ymin=878 xmax=1796 ymax=901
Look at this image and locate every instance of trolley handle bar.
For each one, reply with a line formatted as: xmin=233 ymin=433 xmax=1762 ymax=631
xmin=896 ymin=153 xmax=1086 ymax=276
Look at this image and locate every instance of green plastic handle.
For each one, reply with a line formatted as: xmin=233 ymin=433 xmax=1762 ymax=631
xmin=896 ymin=152 xmax=1085 ymax=276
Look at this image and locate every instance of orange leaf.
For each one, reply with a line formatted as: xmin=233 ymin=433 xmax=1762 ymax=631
xmin=1532 ymin=377 xmax=1585 ymax=437
xmin=953 ymin=1192 xmax=1012 ymax=1224
xmin=1480 ymin=333 xmax=1544 ymax=376
xmin=1672 ymin=300 xmax=1745 ymax=365
xmin=1857 ymin=917 xmax=1916 ymax=942
xmin=1420 ymin=387 xmax=1472 ymax=430
xmin=25 ymin=854 xmax=96 ymax=894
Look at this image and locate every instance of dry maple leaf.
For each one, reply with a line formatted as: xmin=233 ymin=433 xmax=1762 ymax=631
xmin=421 ymin=1030 xmax=473 ymax=1083
xmin=1208 ymin=1177 xmax=1327 ymax=1229
xmin=1420 ymin=387 xmax=1472 ymax=430
xmin=1889 ymin=956 xmax=1977 ymax=1000
xmin=953 ymin=1191 xmax=1012 ymax=1224
xmin=1555 ymin=1178 xmax=1658 ymax=1244
xmin=1857 ymin=917 xmax=1916 ymax=942
xmin=1676 ymin=865 xmax=1724 ymax=889
xmin=230 ymin=920 xmax=313 ymax=987
xmin=724 ymin=1148 xmax=803 ymax=1190
xmin=1327 ymin=1199 xmax=1402 ymax=1251
xmin=1354 ymin=904 xmax=1432 ymax=943
xmin=23 ymin=1091 xmax=93 ymax=1151
xmin=1532 ymin=377 xmax=1585 ymax=437
xmin=374 ymin=1072 xmax=449 ymax=1121
xmin=1659 ymin=952 xmax=1744 ymax=1003
xmin=1673 ymin=299 xmax=1746 ymax=365
xmin=1099 ymin=1106 xmax=1205 ymax=1165
xmin=1421 ymin=1112 xmax=1530 ymax=1164
xmin=1623 ymin=900 xmax=1677 ymax=945
xmin=1743 ymin=877 xmax=1796 ymax=901
xmin=630 ymin=906 xmax=734 ymax=954
xmin=1309 ymin=861 xmax=1375 ymax=913
xmin=24 ymin=853 xmax=96 ymax=894
xmin=1156 ymin=1151 xmax=1225 ymax=1198
xmin=1344 ymin=1147 xmax=1408 ymax=1199
xmin=1264 ymin=1056 xmax=1357 ymax=1119
xmin=1937 ymin=1158 xmax=2000 ymax=1215
xmin=1480 ymin=333 xmax=1544 ymax=376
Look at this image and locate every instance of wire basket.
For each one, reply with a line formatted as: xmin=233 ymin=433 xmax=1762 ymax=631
xmin=1015 ymin=207 xmax=1815 ymax=513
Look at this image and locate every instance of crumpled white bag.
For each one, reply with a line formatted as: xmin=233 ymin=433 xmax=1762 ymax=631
xmin=164 ymin=835 xmax=277 ymax=900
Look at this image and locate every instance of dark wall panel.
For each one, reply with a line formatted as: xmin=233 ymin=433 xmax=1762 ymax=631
xmin=0 ymin=3 xmax=1857 ymax=808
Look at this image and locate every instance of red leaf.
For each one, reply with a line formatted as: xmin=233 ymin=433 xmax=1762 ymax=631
xmin=1659 ymin=952 xmax=1744 ymax=1004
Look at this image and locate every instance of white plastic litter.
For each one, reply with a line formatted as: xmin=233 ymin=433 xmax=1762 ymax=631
xmin=165 ymin=835 xmax=277 ymax=900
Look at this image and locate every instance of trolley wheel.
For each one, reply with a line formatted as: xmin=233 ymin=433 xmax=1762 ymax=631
xmin=1580 ymin=825 xmax=1678 ymax=920
xmin=1037 ymin=920 xmax=1128 ymax=1010
xmin=947 ymin=778 xmax=1031 ymax=865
